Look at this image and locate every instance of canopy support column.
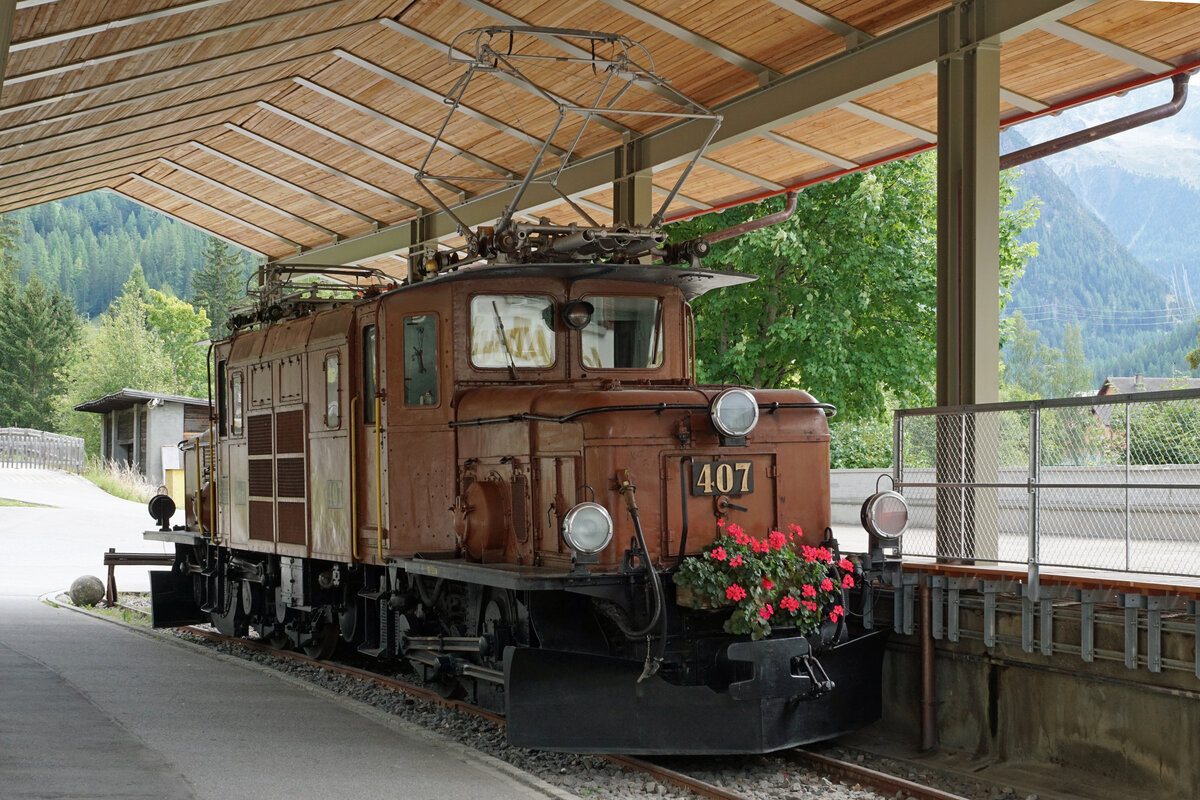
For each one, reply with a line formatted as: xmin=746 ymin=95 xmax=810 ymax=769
xmin=935 ymin=1 xmax=1002 ymax=561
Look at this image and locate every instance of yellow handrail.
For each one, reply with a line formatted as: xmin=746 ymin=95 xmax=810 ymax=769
xmin=375 ymin=395 xmax=383 ymax=562
xmin=208 ymin=419 xmax=216 ymax=543
xmin=350 ymin=395 xmax=358 ymax=560
xmin=194 ymin=439 xmax=202 ymax=536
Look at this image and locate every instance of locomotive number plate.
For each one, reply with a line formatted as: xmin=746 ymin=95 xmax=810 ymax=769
xmin=691 ymin=460 xmax=754 ymax=496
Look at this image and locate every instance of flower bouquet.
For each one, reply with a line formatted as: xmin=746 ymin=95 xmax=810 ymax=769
xmin=672 ymin=521 xmax=855 ymax=640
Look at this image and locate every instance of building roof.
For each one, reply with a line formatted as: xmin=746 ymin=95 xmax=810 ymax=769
xmin=1099 ymin=375 xmax=1200 ymax=395
xmin=3 ymin=2 xmax=1200 ymax=276
xmin=74 ymin=388 xmax=211 ymax=414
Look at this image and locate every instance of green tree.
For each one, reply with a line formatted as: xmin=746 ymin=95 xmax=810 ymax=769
xmin=191 ymin=239 xmax=246 ymax=339
xmin=1187 ymin=317 xmax=1200 ymax=371
xmin=143 ymin=288 xmax=210 ymax=397
xmin=0 ymin=274 xmax=82 ymax=429
xmin=670 ymin=153 xmax=1038 ymax=424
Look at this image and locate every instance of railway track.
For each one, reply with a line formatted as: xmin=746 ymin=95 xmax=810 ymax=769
xmin=105 ymin=599 xmax=967 ymax=800
xmin=152 ymin=619 xmax=968 ymax=800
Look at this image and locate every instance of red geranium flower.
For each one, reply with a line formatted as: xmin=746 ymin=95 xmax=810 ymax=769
xmin=768 ymin=531 xmax=787 ymax=551
xmin=725 ymin=583 xmax=747 ymax=602
xmin=779 ymin=595 xmax=800 ymax=612
xmin=842 ymin=574 xmax=855 ymax=589
xmin=762 ymin=577 xmax=774 ymax=590
xmin=838 ymin=557 xmax=854 ymax=571
xmin=802 ymin=600 xmax=818 ymax=612
xmin=801 ymin=584 xmax=817 ymax=598
xmin=820 ymin=577 xmax=834 ymax=592
xmin=728 ymin=554 xmax=743 ymax=568
xmin=758 ymin=604 xmax=774 ymax=620
xmin=709 ymin=546 xmax=727 ymax=562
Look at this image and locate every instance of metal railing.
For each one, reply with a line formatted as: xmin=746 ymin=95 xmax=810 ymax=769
xmin=894 ymin=388 xmax=1200 ymax=581
xmin=0 ymin=427 xmax=85 ymax=473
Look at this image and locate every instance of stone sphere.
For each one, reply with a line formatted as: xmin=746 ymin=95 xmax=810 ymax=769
xmin=69 ymin=575 xmax=105 ymax=607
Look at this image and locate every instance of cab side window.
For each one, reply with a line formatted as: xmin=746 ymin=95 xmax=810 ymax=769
xmin=324 ymin=353 xmax=340 ymax=428
xmin=362 ymin=325 xmax=377 ymax=424
xmin=404 ymin=315 xmax=438 ymax=406
xmin=230 ymin=372 xmax=244 ymax=436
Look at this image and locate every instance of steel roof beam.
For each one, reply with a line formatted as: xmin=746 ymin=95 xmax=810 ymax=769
xmin=593 ymin=0 xmax=780 ymax=83
xmin=651 ymin=183 xmax=712 ymax=211
xmin=0 ymin=0 xmax=13 ymax=90
xmin=376 ymin=19 xmax=629 ymax=137
xmin=9 ymin=0 xmax=237 ymax=53
xmin=2 ymin=174 xmax=119 ymax=212
xmin=760 ymin=130 xmax=859 ymax=169
xmin=221 ymin=121 xmax=419 ymax=212
xmin=155 ymin=157 xmax=340 ymax=241
xmin=1039 ymin=19 xmax=1173 ymax=74
xmin=4 ymin=0 xmax=363 ymax=86
xmin=280 ymin=0 xmax=1107 ymax=265
xmin=187 ymin=140 xmax=380 ymax=227
xmin=109 ymin=185 xmax=268 ymax=256
xmin=0 ymin=19 xmax=373 ymax=120
xmin=126 ymin=173 xmax=303 ymax=252
xmin=0 ymin=126 xmax=223 ymax=194
xmin=0 ymin=92 xmax=266 ymax=170
xmin=254 ymin=100 xmax=463 ymax=201
xmin=0 ymin=76 xmax=295 ymax=155
xmin=999 ymin=87 xmax=1050 ymax=113
xmin=766 ymin=0 xmax=869 ymax=46
xmin=333 ymin=46 xmax=567 ymax=158
xmin=290 ymin=76 xmax=515 ymax=179
xmin=698 ymin=156 xmax=785 ymax=190
xmin=838 ymin=101 xmax=938 ymax=143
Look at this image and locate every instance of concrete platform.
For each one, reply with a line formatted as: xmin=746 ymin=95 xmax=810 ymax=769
xmin=0 ymin=469 xmax=569 ymax=800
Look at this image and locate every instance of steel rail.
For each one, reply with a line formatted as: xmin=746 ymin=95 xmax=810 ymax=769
xmin=785 ymin=749 xmax=972 ymax=800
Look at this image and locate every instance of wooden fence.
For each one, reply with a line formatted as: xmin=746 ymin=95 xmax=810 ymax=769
xmin=0 ymin=428 xmax=85 ymax=473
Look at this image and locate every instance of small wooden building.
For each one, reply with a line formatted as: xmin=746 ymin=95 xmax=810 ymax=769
xmin=74 ymin=389 xmax=210 ymax=485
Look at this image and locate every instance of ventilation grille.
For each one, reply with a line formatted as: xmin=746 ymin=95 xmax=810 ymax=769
xmin=248 ymin=415 xmax=273 ymax=456
xmin=276 ymin=409 xmax=305 ymax=454
xmin=249 ymin=500 xmax=273 ymax=541
xmin=277 ymin=503 xmax=306 ymax=545
xmin=277 ymin=457 xmax=306 ymax=498
xmin=248 ymin=460 xmax=273 ymax=497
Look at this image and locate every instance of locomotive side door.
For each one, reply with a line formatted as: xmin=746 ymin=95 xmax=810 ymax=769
xmin=354 ymin=307 xmax=388 ymax=564
xmin=384 ymin=297 xmax=455 ymax=555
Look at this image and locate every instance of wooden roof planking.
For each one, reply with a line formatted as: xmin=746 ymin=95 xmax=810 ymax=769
xmin=1 ymin=0 xmax=1199 ymax=277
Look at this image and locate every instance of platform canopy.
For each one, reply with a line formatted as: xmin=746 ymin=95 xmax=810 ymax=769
xmin=1 ymin=0 xmax=1198 ymax=278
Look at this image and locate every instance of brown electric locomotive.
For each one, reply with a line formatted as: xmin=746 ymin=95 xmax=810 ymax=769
xmin=145 ymin=250 xmax=903 ymax=754
xmin=143 ymin=25 xmax=908 ymax=754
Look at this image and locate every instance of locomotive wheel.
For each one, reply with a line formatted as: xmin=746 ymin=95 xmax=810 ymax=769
xmin=210 ymin=580 xmax=243 ymax=637
xmin=303 ymin=621 xmax=338 ymax=660
xmin=479 ymin=589 xmax=515 ymax=669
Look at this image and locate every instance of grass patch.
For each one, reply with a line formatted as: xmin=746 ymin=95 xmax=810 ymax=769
xmin=82 ymin=457 xmax=155 ymax=503
xmin=0 ymin=497 xmax=44 ymax=507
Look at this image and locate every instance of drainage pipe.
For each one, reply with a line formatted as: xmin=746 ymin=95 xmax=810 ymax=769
xmin=920 ymin=576 xmax=937 ymax=751
xmin=704 ymin=190 xmax=799 ymax=244
xmin=1000 ymin=72 xmax=1190 ymax=170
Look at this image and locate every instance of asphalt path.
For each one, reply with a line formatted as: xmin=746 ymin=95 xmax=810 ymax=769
xmin=0 ymin=468 xmax=569 ymax=800
xmin=0 ymin=467 xmax=166 ymax=597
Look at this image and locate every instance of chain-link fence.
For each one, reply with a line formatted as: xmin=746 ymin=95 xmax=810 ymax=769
xmin=895 ymin=388 xmax=1200 ymax=579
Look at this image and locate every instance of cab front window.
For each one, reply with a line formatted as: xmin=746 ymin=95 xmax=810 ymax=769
xmin=581 ymin=296 xmax=663 ymax=369
xmin=470 ymin=295 xmax=555 ymax=369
